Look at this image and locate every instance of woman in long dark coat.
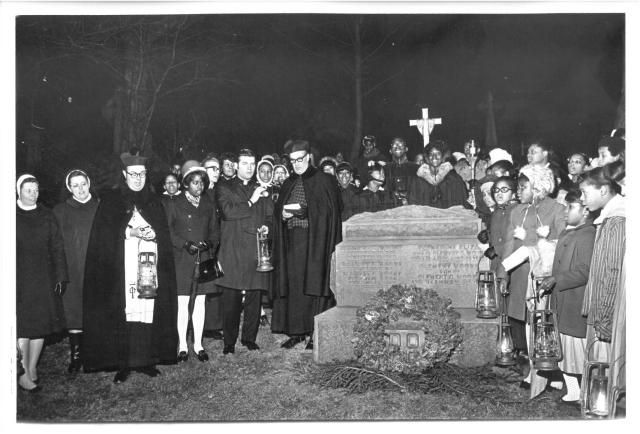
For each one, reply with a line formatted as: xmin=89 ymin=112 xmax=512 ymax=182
xmin=164 ymin=164 xmax=219 ymax=362
xmin=16 ymin=174 xmax=67 ymax=391
xmin=408 ymin=140 xmax=467 ymax=208
xmin=53 ymin=169 xmax=99 ymax=373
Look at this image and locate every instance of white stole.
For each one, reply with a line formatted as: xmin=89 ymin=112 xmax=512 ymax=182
xmin=124 ymin=208 xmax=156 ymax=323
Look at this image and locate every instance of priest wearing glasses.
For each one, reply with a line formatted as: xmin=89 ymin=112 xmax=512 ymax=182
xmin=82 ymin=149 xmax=178 ymax=383
xmin=270 ymin=140 xmax=342 ymax=350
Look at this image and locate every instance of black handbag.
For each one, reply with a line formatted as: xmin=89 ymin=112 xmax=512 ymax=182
xmin=198 ymin=249 xmax=224 ymax=283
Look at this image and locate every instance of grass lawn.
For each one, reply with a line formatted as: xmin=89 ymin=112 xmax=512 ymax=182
xmin=17 ymin=312 xmax=585 ymax=422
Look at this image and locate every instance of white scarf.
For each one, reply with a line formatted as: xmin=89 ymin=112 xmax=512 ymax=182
xmin=124 ymin=208 xmax=156 ymax=323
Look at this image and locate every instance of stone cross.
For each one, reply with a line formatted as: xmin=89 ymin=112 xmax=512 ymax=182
xmin=409 ymin=108 xmax=442 ymax=147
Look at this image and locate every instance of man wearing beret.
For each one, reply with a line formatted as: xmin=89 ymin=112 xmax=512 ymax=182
xmin=271 ymin=140 xmax=342 ymax=350
xmin=82 ymin=149 xmax=178 ymax=383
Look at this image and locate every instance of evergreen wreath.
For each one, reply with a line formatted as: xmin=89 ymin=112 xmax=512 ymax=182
xmin=352 ymin=284 xmax=463 ymax=375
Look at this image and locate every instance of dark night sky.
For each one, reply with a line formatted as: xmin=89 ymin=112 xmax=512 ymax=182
xmin=16 ymin=13 xmax=624 ymax=172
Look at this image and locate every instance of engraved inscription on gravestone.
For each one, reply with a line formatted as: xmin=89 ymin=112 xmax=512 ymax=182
xmin=335 ymin=240 xmax=481 ymax=308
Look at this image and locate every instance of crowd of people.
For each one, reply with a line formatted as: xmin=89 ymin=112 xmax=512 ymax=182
xmin=16 ymin=130 xmax=625 ymax=410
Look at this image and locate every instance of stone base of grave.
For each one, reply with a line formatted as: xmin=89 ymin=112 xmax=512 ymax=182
xmin=314 ymin=306 xmax=499 ymax=368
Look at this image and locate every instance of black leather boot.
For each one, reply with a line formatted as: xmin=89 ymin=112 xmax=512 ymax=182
xmin=68 ymin=333 xmax=82 ymax=373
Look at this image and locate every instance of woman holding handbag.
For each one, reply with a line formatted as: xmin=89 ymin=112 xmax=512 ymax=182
xmin=164 ymin=161 xmax=220 ymax=362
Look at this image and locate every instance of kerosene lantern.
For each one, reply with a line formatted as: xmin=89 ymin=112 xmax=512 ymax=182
xmin=528 ymin=308 xmax=563 ymax=370
xmin=495 ymin=277 xmax=516 ymax=366
xmin=137 ymin=251 xmax=158 ymax=298
xmin=475 ymin=271 xmax=499 ymax=319
xmin=256 ymin=226 xmax=274 ymax=272
xmin=581 ymin=360 xmax=610 ymax=418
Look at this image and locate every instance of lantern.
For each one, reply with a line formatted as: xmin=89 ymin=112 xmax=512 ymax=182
xmin=256 ymin=227 xmax=273 ymax=272
xmin=528 ymin=308 xmax=562 ymax=370
xmin=137 ymin=252 xmax=158 ymax=298
xmin=580 ymin=343 xmax=625 ymax=419
xmin=496 ymin=319 xmax=517 ymax=366
xmin=581 ymin=361 xmax=610 ymax=418
xmin=393 ymin=176 xmax=408 ymax=206
xmin=475 ymin=271 xmax=498 ymax=319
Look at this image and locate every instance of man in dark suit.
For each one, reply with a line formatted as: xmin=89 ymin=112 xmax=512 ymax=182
xmin=214 ymin=148 xmax=273 ymax=354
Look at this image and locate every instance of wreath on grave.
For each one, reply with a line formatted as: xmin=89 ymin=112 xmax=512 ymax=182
xmin=352 ymin=285 xmax=463 ymax=375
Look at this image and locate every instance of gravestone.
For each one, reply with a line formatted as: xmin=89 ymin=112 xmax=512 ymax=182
xmin=314 ymin=205 xmax=499 ymax=367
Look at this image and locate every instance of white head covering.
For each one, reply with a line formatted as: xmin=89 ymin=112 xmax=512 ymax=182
xmin=257 ymin=158 xmax=274 ymax=186
xmin=16 ymin=173 xmax=37 ymax=196
xmin=519 ymin=164 xmax=555 ymax=197
xmin=452 ymin=152 xmax=466 ymax=162
xmin=480 ymin=180 xmax=495 ymax=194
xmin=489 ymin=148 xmax=513 ymax=165
xmin=65 ymin=169 xmax=90 ymax=193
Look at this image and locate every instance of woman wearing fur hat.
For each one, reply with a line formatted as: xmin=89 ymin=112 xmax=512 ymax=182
xmin=17 ymin=174 xmax=68 ymax=392
xmin=53 ymin=169 xmax=99 ymax=374
xmin=164 ymin=161 xmax=220 ymax=362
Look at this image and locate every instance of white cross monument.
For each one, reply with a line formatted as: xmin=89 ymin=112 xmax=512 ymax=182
xmin=409 ymin=108 xmax=442 ymax=147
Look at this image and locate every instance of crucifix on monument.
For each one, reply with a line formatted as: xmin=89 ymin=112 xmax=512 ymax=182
xmin=409 ymin=108 xmax=442 ymax=147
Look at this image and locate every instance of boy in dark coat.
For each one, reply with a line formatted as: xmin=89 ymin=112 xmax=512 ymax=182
xmin=336 ymin=162 xmax=360 ymax=221
xmin=538 ymin=189 xmax=596 ymax=402
xmin=83 ymin=151 xmax=178 ymax=383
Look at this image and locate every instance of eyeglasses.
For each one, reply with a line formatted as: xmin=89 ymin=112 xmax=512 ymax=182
xmin=290 ymin=154 xmax=307 ymax=164
xmin=205 ymin=166 xmax=220 ymax=172
xmin=127 ymin=171 xmax=147 ymax=179
xmin=491 ymin=186 xmax=513 ymax=193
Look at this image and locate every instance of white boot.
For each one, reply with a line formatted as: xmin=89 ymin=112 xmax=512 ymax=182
xmin=562 ymin=373 xmax=581 ymax=401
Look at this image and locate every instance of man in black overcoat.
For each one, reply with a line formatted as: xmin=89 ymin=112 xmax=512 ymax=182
xmin=385 ymin=137 xmax=418 ymax=207
xmin=82 ymin=151 xmax=178 ymax=383
xmin=214 ymin=148 xmax=273 ymax=354
xmin=270 ymin=140 xmax=342 ymax=350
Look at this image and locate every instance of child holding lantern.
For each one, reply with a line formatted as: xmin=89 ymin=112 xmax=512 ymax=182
xmin=499 ymin=165 xmax=566 ymax=391
xmin=537 ymin=189 xmax=596 ymax=402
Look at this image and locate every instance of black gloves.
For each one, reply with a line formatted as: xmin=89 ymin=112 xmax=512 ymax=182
xmin=484 ymin=246 xmax=498 ymax=260
xmin=477 ymin=229 xmax=489 ymax=244
xmin=184 ymin=241 xmax=200 ymax=255
xmin=54 ymin=281 xmax=67 ymax=296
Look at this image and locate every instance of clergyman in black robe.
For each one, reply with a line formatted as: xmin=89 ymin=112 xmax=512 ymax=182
xmin=271 ymin=140 xmax=342 ymax=350
xmin=82 ymin=152 xmax=178 ymax=383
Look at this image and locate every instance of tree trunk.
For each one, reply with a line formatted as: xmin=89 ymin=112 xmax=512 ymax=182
xmin=614 ymin=77 xmax=625 ymax=129
xmin=484 ymin=91 xmax=498 ymax=150
xmin=112 ymin=49 xmax=153 ymax=155
xmin=350 ymin=17 xmax=363 ymax=161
